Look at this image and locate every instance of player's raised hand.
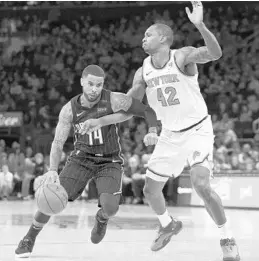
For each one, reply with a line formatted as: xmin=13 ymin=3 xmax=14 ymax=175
xmin=143 ymin=132 xmax=158 ymax=146
xmin=185 ymin=1 xmax=203 ymax=26
xmin=79 ymin=119 xmax=101 ymax=135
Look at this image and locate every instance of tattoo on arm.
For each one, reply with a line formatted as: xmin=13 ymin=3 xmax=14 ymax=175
xmin=111 ymin=93 xmax=133 ymax=112
xmin=127 ymin=67 xmax=146 ymax=101
xmin=49 ymin=102 xmax=72 ymax=171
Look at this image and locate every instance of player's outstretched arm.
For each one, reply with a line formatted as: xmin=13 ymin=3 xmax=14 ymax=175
xmin=81 ymin=67 xmax=147 ymax=131
xmin=49 ymin=102 xmax=72 ymax=172
xmin=100 ymin=66 xmax=146 ymax=126
xmin=79 ymin=67 xmax=148 ymax=135
xmin=110 ymin=92 xmax=157 ymax=132
xmin=178 ymin=1 xmax=222 ymax=65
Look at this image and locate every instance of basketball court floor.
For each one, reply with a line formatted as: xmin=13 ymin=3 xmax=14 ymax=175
xmin=1 ymin=200 xmax=258 ymax=261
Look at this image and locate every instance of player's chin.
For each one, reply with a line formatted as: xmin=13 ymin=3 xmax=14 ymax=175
xmin=142 ymin=46 xmax=151 ymax=55
xmin=142 ymin=44 xmax=148 ymax=51
xmin=88 ymin=95 xmax=99 ymax=102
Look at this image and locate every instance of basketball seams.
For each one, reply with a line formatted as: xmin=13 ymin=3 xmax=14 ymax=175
xmin=36 ymin=186 xmax=41 ymax=210
xmin=43 ymin=185 xmax=55 ymax=215
xmin=46 ymin=184 xmax=68 ymax=209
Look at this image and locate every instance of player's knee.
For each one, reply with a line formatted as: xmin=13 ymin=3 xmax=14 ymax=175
xmin=100 ymin=193 xmax=119 ymax=217
xmin=143 ymin=184 xmax=151 ymax=198
xmin=191 ymin=165 xmax=211 ymax=200
xmin=143 ymin=183 xmax=159 ymax=199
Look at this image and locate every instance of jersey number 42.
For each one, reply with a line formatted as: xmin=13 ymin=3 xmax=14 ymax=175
xmin=157 ymin=87 xmax=180 ymax=107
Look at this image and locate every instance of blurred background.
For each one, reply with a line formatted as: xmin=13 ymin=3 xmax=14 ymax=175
xmin=0 ymin=1 xmax=259 ymax=209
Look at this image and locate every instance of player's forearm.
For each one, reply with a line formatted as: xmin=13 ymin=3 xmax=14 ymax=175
xmin=126 ymin=98 xmax=158 ymax=129
xmin=49 ymin=142 xmax=63 ymax=171
xmin=196 ymin=22 xmax=222 ymax=59
xmin=98 ymin=113 xmax=133 ymax=127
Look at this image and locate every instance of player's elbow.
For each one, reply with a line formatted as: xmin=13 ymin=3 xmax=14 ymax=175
xmin=211 ymin=49 xmax=222 ymax=60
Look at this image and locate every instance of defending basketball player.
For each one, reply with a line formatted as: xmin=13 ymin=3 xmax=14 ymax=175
xmin=79 ymin=2 xmax=240 ymax=261
xmin=15 ymin=65 xmax=158 ymax=258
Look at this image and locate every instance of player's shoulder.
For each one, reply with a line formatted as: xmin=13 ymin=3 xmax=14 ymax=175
xmin=59 ymin=101 xmax=73 ymax=121
xmin=135 ymin=66 xmax=143 ymax=76
xmin=133 ymin=66 xmax=146 ymax=86
xmin=174 ymin=47 xmax=198 ymax=75
xmin=70 ymin=94 xmax=80 ymax=103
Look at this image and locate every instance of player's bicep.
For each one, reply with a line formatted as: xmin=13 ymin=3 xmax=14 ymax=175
xmin=110 ymin=92 xmax=133 ymax=113
xmin=53 ymin=102 xmax=73 ymax=148
xmin=180 ymin=46 xmax=218 ymax=65
xmin=127 ymin=67 xmax=146 ymax=101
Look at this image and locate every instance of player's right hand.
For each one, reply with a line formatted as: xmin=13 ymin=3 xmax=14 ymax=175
xmin=43 ymin=170 xmax=60 ymax=184
xmin=79 ymin=119 xmax=102 ymax=135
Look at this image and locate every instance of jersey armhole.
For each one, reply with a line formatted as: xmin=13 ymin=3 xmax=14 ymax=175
xmin=70 ymin=97 xmax=77 ymax=123
xmin=141 ymin=60 xmax=149 ymax=90
xmin=141 ymin=61 xmax=146 ymax=83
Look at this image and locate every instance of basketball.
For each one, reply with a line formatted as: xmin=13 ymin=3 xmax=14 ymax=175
xmin=35 ymin=183 xmax=68 ymax=216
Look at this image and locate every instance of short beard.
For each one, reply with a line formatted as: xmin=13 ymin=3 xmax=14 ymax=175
xmin=83 ymin=92 xmax=101 ymax=103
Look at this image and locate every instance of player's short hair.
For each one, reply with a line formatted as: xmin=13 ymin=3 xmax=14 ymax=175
xmin=153 ymin=23 xmax=174 ymax=47
xmin=82 ymin=65 xmax=105 ymax=78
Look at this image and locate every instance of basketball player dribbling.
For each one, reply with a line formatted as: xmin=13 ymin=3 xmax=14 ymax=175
xmin=15 ymin=65 xmax=158 ymax=258
xmin=80 ymin=2 xmax=240 ymax=260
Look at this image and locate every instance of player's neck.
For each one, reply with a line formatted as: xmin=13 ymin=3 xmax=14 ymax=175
xmin=151 ymin=48 xmax=171 ymax=69
xmin=80 ymin=94 xmax=101 ymax=108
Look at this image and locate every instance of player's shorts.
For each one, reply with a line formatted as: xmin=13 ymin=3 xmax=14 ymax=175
xmin=59 ymin=150 xmax=123 ymax=202
xmin=147 ymin=115 xmax=214 ymax=182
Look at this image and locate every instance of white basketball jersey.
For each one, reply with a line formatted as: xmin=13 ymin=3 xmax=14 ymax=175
xmin=142 ymin=49 xmax=208 ymax=131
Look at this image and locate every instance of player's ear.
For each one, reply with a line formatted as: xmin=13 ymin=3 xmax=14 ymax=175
xmin=160 ymin=35 xmax=167 ymax=44
xmin=80 ymin=78 xmax=83 ymax=86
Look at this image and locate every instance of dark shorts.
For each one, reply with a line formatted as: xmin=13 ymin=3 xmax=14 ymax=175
xmin=59 ymin=150 xmax=123 ymax=202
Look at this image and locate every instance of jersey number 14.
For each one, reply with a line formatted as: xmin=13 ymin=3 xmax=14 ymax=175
xmin=88 ymin=129 xmax=103 ymax=145
xmin=157 ymin=87 xmax=180 ymax=106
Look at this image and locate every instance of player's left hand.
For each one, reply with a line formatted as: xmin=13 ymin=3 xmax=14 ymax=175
xmin=143 ymin=132 xmax=158 ymax=146
xmin=185 ymin=1 xmax=203 ymax=26
xmin=79 ymin=119 xmax=102 ymax=135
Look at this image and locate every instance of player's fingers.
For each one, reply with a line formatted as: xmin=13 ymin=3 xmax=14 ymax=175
xmin=147 ymin=137 xmax=154 ymax=146
xmin=86 ymin=128 xmax=95 ymax=135
xmin=81 ymin=130 xmax=87 ymax=135
xmin=151 ymin=138 xmax=156 ymax=145
xmin=185 ymin=7 xmax=191 ymax=15
xmin=55 ymin=177 xmax=60 ymax=184
xmin=191 ymin=1 xmax=202 ymax=8
xmin=151 ymin=138 xmax=157 ymax=145
xmin=79 ymin=128 xmax=85 ymax=135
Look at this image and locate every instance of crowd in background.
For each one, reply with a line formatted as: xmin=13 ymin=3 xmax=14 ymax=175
xmin=1 ymin=2 xmax=259 ymax=201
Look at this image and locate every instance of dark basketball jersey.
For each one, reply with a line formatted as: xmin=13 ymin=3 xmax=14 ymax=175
xmin=70 ymin=89 xmax=122 ymax=156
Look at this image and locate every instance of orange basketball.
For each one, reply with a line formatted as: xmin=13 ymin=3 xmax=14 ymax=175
xmin=36 ymin=183 xmax=68 ymax=216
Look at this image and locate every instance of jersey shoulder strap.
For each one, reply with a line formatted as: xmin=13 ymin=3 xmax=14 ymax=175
xmin=70 ymin=94 xmax=81 ymax=123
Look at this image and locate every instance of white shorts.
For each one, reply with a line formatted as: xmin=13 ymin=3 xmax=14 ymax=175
xmin=147 ymin=116 xmax=214 ymax=182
